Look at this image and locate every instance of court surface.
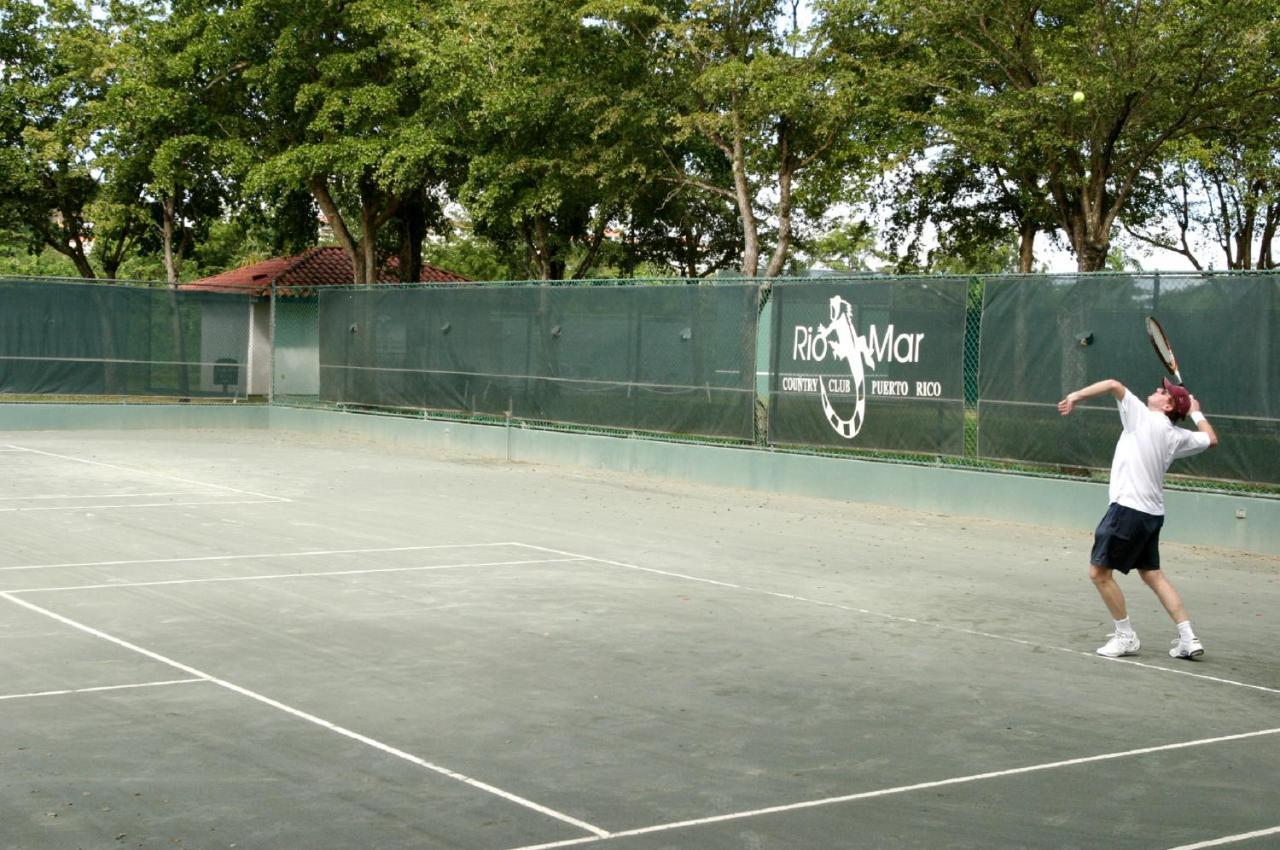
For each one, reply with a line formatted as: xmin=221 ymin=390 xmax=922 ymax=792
xmin=2 ymin=426 xmax=1278 ymax=850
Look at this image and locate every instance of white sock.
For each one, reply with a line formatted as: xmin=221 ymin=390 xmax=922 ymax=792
xmin=1176 ymin=620 xmax=1196 ymax=641
xmin=1115 ymin=617 xmax=1135 ymax=635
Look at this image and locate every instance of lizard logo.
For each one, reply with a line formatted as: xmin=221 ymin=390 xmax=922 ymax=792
xmin=816 ymin=296 xmax=876 ymax=438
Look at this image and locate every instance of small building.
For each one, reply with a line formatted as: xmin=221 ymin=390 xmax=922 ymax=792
xmin=182 ymin=248 xmax=468 ymax=398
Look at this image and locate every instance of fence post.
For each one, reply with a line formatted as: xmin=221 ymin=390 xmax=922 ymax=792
xmin=754 ymin=283 xmax=772 ymax=446
xmin=268 ymin=282 xmax=276 ymax=405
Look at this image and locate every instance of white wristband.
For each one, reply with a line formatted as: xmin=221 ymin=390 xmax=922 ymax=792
xmin=1190 ymin=411 xmax=1206 ymax=425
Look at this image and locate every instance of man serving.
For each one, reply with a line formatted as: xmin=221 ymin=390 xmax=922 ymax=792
xmin=1058 ymin=378 xmax=1218 ymax=659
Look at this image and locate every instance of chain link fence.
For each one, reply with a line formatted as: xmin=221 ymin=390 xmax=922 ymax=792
xmin=2 ymin=272 xmax=1275 ymax=498
xmin=0 ymin=277 xmax=257 ymax=400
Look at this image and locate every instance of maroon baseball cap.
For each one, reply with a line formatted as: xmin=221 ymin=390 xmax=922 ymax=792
xmin=1162 ymin=378 xmax=1191 ymax=418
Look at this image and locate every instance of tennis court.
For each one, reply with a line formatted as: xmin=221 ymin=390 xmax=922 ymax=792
xmin=3 ymin=426 xmax=1278 ymax=850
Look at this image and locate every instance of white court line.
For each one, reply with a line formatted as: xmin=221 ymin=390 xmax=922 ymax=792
xmin=514 ymin=544 xmax=1280 ymax=698
xmin=0 ymin=491 xmax=197 ymax=501
xmin=6 ymin=444 xmax=290 ymax=502
xmin=0 ymin=678 xmax=205 ymax=702
xmin=8 ymin=556 xmax=590 ymax=594
xmin=1165 ymin=825 xmax=1280 ymax=849
xmin=0 ymin=542 xmax=520 ymax=574
xmin=501 ymin=726 xmax=1280 ymax=850
xmin=0 ymin=591 xmax=609 ymax=839
xmin=0 ymin=498 xmax=285 ymax=514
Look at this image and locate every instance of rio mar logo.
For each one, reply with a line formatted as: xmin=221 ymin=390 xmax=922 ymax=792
xmin=788 ymin=295 xmax=933 ymax=439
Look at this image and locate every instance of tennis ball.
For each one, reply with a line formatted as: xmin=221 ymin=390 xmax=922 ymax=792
xmin=1072 ymin=90 xmax=1085 ymax=103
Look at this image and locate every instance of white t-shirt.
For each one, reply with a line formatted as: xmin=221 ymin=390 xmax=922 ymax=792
xmin=1108 ymin=388 xmax=1212 ymax=515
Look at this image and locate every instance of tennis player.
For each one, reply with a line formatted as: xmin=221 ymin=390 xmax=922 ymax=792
xmin=1057 ymin=378 xmax=1218 ymax=660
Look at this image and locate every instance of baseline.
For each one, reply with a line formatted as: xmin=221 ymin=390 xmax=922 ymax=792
xmin=512 ymin=544 xmax=1280 ymax=698
xmin=501 ymin=727 xmax=1280 ymax=850
xmin=1165 ymin=826 xmax=1280 ymax=850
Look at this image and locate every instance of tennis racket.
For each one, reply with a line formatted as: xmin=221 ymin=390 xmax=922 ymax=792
xmin=1145 ymin=316 xmax=1183 ymax=386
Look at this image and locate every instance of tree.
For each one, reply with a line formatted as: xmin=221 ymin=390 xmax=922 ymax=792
xmin=0 ymin=0 xmax=119 ymax=278
xmin=0 ymin=0 xmax=41 ymax=241
xmin=876 ymin=0 xmax=1280 ymax=271
xmin=801 ymin=217 xmax=885 ymax=272
xmin=881 ymin=150 xmax=1055 ymax=273
xmin=427 ymin=0 xmax=659 ymax=280
xmin=656 ymin=0 xmax=880 ymax=278
xmin=233 ymin=0 xmax=453 ymax=284
xmin=1126 ymin=130 xmax=1280 ymax=270
xmin=100 ymin=1 xmax=251 ymax=283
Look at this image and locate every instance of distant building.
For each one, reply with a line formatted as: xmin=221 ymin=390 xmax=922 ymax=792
xmin=182 ymin=247 xmax=469 ymax=398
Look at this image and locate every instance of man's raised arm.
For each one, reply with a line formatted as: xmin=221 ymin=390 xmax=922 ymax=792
xmin=1058 ymin=379 xmax=1125 ymax=416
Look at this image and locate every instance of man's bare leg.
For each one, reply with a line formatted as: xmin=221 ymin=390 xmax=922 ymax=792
xmin=1090 ymin=564 xmax=1128 ymax=620
xmin=1091 ymin=564 xmax=1141 ymax=656
xmin=1138 ymin=568 xmax=1190 ymax=623
xmin=1139 ymin=568 xmax=1203 ymax=658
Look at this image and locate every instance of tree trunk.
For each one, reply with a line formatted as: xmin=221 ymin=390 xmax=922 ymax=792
xmin=730 ymin=133 xmax=759 ymax=277
xmin=1018 ymin=221 xmax=1037 ymax=273
xmin=45 ymin=227 xmax=95 ymax=278
xmin=1075 ymin=241 xmax=1109 ymax=272
xmin=1055 ymin=195 xmax=1110 ymax=272
xmin=530 ymin=217 xmax=551 ymax=280
xmin=311 ymin=177 xmax=363 ymax=283
xmin=763 ymin=123 xmax=793 ymax=278
xmin=1260 ymin=202 xmax=1278 ymax=268
xmin=67 ymin=247 xmax=96 ymax=279
xmin=162 ymin=194 xmax=182 ymax=284
xmin=764 ymin=171 xmax=793 ymax=278
xmin=396 ymin=196 xmax=426 ymax=283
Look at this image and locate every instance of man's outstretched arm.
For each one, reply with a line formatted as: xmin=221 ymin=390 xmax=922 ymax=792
xmin=1057 ymin=379 xmax=1125 ymax=416
xmin=1188 ymin=394 xmax=1219 ymax=447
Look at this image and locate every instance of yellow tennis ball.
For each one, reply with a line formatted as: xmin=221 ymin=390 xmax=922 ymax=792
xmin=1072 ymin=90 xmax=1085 ymax=103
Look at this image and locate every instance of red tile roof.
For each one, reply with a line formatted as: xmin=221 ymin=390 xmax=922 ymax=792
xmin=182 ymin=247 xmax=469 ymax=296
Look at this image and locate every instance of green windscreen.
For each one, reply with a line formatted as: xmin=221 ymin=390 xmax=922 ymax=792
xmin=0 ymin=280 xmax=252 ymax=397
xmin=318 ymin=284 xmax=758 ymax=439
xmin=977 ymin=274 xmax=1280 ymax=484
xmin=767 ymin=279 xmax=967 ymax=454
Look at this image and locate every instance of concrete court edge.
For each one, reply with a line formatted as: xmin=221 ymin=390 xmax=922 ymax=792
xmin=1 ymin=402 xmax=1275 ymax=557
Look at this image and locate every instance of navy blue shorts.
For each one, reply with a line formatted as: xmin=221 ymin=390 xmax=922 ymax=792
xmin=1091 ymin=503 xmax=1163 ymax=574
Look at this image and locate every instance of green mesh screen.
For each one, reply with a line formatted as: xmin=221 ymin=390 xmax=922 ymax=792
xmin=977 ymin=274 xmax=1280 ymax=485
xmin=767 ymin=279 xmax=968 ymax=454
xmin=318 ymin=284 xmax=758 ymax=439
xmin=0 ymin=280 xmax=253 ymax=397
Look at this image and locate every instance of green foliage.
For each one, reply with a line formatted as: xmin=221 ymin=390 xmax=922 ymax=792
xmin=0 ymin=0 xmax=1275 ymax=278
xmin=801 ymin=218 xmax=885 ymax=272
xmin=428 ymin=0 xmax=663 ymax=279
xmin=868 ymin=0 xmax=1280 ymax=271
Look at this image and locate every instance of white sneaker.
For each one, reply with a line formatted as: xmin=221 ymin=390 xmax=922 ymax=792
xmin=1170 ymin=637 xmax=1205 ymax=659
xmin=1096 ymin=632 xmax=1141 ymax=657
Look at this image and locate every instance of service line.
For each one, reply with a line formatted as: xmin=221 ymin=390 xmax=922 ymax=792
xmin=8 ymin=556 xmax=590 ymax=594
xmin=1 ymin=498 xmax=287 ymax=513
xmin=0 ymin=678 xmax=205 ymax=702
xmin=0 ymin=591 xmax=610 ymax=840
xmin=0 ymin=541 xmax=527 ymax=573
xmin=5 ymin=444 xmax=290 ymax=502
